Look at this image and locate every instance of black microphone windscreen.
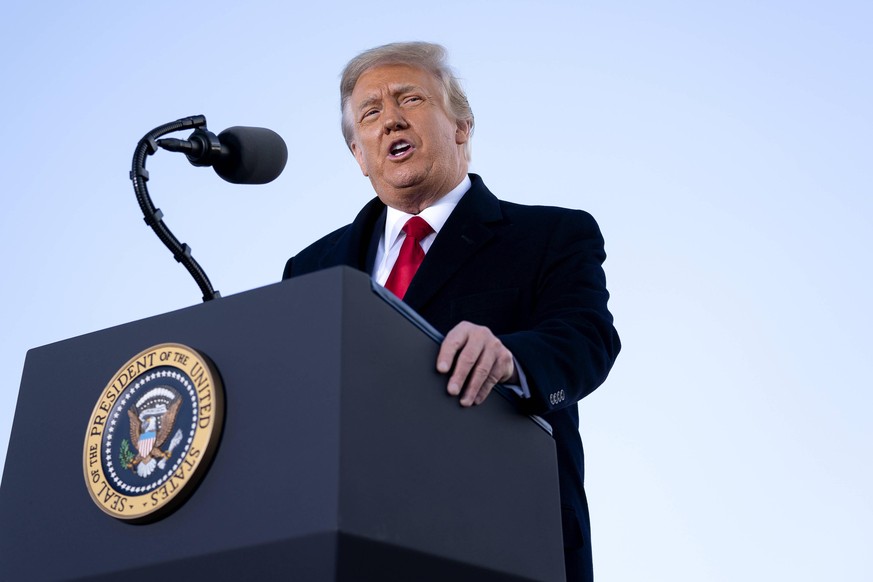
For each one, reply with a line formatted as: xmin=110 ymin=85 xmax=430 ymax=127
xmin=213 ymin=126 xmax=288 ymax=185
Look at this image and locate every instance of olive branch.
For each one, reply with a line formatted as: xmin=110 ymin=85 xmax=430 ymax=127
xmin=119 ymin=439 xmax=136 ymax=469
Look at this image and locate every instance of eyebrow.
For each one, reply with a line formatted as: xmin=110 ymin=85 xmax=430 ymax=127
xmin=357 ymin=96 xmax=381 ymax=112
xmin=391 ymin=83 xmax=420 ymax=96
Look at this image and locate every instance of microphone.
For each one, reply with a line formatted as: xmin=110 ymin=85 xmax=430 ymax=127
xmin=157 ymin=126 xmax=288 ymax=184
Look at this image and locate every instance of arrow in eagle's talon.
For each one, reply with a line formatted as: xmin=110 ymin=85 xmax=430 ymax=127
xmin=158 ymin=429 xmax=184 ymax=470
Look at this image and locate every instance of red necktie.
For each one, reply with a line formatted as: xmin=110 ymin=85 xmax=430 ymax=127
xmin=384 ymin=216 xmax=434 ymax=299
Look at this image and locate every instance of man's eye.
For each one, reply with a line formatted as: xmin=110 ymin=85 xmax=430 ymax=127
xmin=362 ymin=109 xmax=379 ymax=119
xmin=404 ymin=96 xmax=422 ymax=104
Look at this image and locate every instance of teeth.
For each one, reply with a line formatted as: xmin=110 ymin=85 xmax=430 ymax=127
xmin=391 ymin=142 xmax=410 ymax=155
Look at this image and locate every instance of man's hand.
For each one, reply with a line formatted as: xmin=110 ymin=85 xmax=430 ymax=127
xmin=436 ymin=321 xmax=518 ymax=407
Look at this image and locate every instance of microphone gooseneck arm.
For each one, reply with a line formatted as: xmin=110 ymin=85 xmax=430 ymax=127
xmin=130 ymin=115 xmax=221 ymax=302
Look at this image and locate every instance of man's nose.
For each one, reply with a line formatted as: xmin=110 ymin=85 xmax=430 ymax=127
xmin=382 ymin=103 xmax=408 ymax=132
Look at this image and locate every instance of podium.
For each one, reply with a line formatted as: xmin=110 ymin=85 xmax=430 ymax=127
xmin=0 ymin=267 xmax=565 ymax=581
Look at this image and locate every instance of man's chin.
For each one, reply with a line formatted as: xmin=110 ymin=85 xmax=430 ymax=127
xmin=372 ymin=172 xmax=426 ymax=197
xmin=383 ymin=168 xmax=427 ymax=189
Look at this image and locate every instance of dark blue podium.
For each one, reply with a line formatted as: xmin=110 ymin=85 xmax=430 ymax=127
xmin=0 ymin=267 xmax=565 ymax=581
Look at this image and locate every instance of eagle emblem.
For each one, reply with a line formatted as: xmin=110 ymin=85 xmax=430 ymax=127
xmin=85 ymin=343 xmax=225 ymax=521
xmin=124 ymin=386 xmax=183 ymax=478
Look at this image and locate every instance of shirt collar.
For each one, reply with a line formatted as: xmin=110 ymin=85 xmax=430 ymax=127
xmin=383 ymin=175 xmax=472 ymax=246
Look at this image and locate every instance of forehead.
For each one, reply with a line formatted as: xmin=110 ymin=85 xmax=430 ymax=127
xmin=351 ymin=63 xmax=441 ymax=102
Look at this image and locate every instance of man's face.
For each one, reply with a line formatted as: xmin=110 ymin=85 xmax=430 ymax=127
xmin=349 ymin=64 xmax=470 ymax=214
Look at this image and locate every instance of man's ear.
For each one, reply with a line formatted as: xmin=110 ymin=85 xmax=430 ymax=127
xmin=350 ymin=141 xmax=369 ymax=177
xmin=455 ymin=119 xmax=472 ymax=145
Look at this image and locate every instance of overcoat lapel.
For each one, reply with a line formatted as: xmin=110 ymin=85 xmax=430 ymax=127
xmin=318 ymin=196 xmax=385 ymax=273
xmin=403 ymin=175 xmax=504 ymax=311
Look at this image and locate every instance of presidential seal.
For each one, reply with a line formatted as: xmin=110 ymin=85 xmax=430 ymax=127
xmin=83 ymin=343 xmax=224 ymax=522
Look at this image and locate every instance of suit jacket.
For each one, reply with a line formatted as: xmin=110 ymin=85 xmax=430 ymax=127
xmin=283 ymin=174 xmax=620 ymax=575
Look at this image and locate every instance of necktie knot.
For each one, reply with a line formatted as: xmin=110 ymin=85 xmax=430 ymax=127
xmin=402 ymin=216 xmax=433 ymax=242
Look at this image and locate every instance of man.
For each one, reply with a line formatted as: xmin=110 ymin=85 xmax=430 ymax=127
xmin=283 ymin=42 xmax=620 ymax=581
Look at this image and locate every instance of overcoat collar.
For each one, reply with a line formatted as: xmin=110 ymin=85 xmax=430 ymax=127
xmin=314 ymin=195 xmax=385 ymax=273
xmin=324 ymin=173 xmax=505 ymax=311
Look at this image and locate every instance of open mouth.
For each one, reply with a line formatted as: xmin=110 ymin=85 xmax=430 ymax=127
xmin=388 ymin=140 xmax=413 ymax=158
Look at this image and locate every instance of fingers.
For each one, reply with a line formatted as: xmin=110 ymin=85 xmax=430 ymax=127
xmin=436 ymin=321 xmax=515 ymax=407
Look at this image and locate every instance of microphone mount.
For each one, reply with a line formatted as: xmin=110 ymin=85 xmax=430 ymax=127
xmin=156 ymin=128 xmax=225 ymax=167
xmin=130 ymin=115 xmax=221 ymax=302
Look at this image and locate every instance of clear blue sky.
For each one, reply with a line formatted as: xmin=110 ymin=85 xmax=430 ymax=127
xmin=1 ymin=1 xmax=870 ymax=580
